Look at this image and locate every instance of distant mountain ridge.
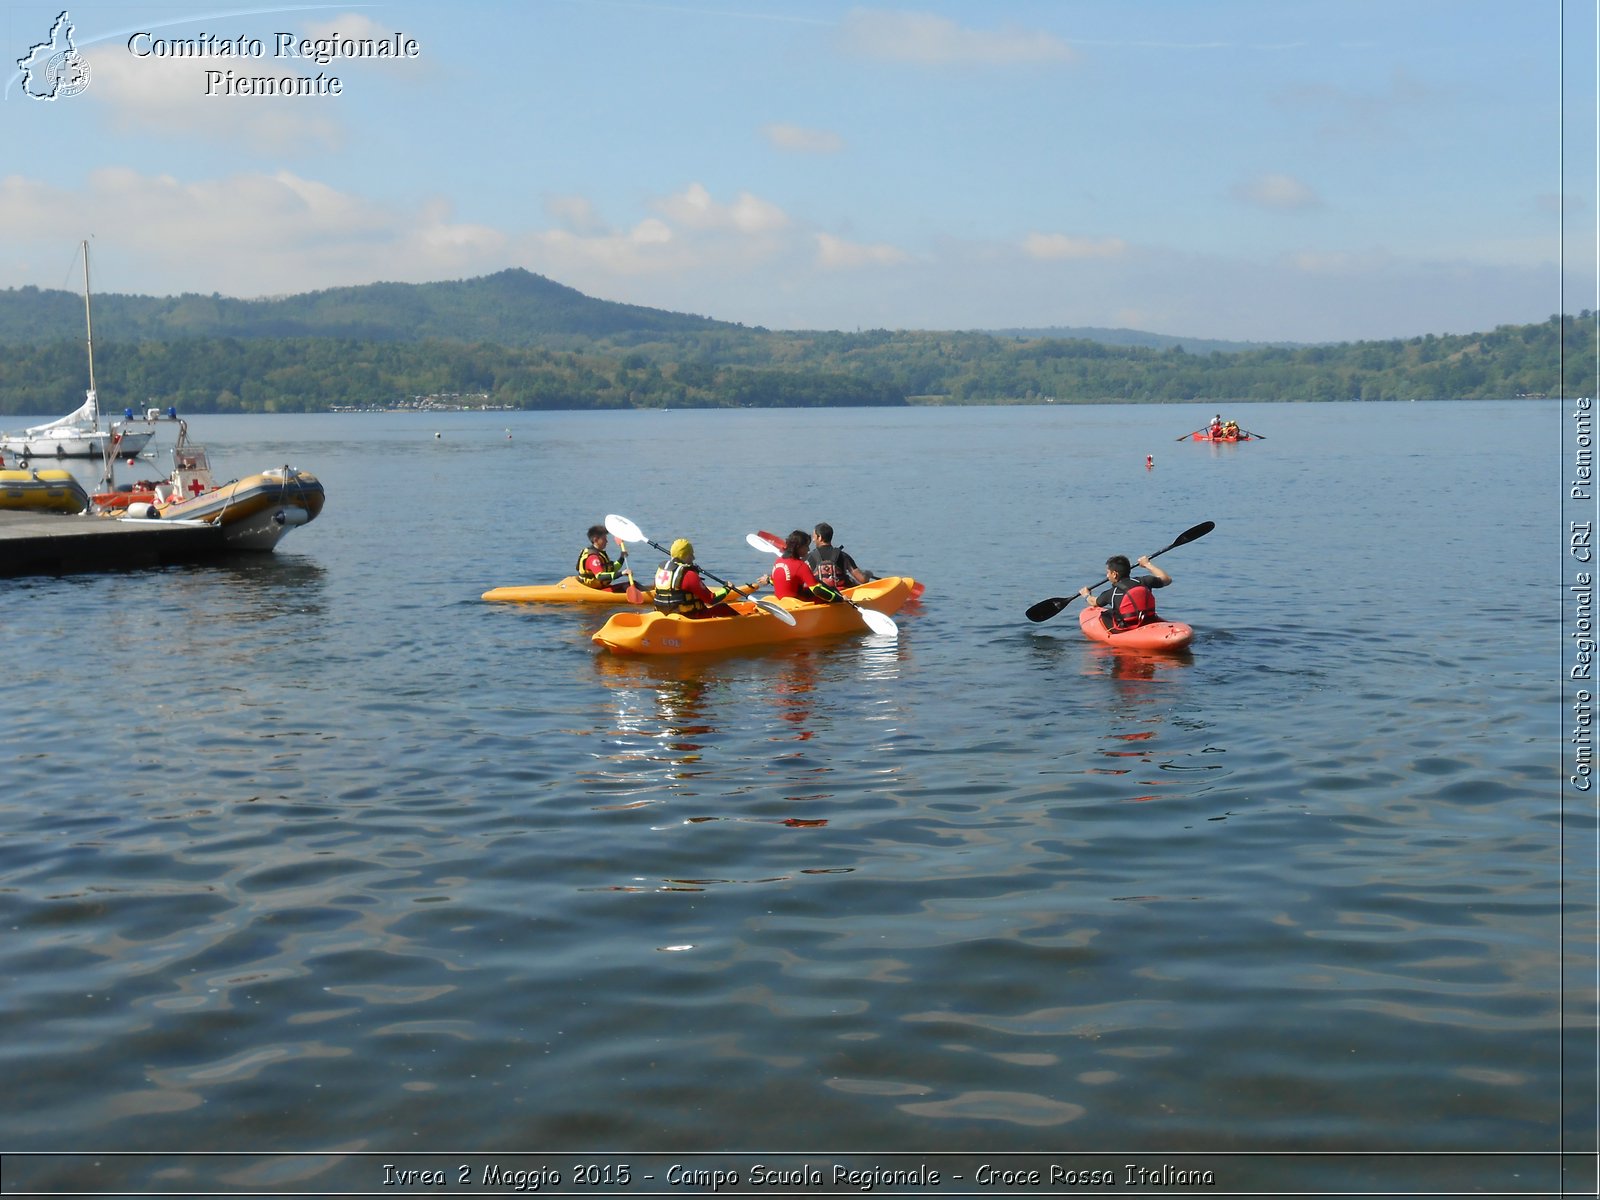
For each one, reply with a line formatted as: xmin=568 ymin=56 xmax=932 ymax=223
xmin=0 ymin=268 xmax=1278 ymax=351
xmin=0 ymin=268 xmax=746 ymax=347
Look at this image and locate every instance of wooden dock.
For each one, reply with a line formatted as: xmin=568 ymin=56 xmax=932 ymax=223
xmin=0 ymin=510 xmax=227 ymax=576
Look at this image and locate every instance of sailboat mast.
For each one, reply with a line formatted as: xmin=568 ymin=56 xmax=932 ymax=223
xmin=82 ymin=239 xmax=96 ymax=397
xmin=82 ymin=239 xmax=114 ymax=494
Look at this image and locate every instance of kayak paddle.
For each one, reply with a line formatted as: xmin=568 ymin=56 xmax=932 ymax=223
xmin=618 ymin=540 xmax=646 ymax=604
xmin=604 ymin=514 xmax=796 ymax=625
xmin=1242 ymin=430 xmax=1266 ymax=440
xmin=1175 ymin=429 xmax=1204 ymax=441
xmin=1024 ymin=520 xmax=1215 ymax=623
xmin=746 ymin=532 xmax=898 ymax=637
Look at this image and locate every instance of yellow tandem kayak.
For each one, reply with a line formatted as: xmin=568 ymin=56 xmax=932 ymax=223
xmin=592 ymin=577 xmax=921 ymax=656
xmin=482 ymin=576 xmax=652 ymax=604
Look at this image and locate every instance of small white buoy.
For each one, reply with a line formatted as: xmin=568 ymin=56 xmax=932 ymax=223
xmin=434 ymin=432 xmax=441 ymax=439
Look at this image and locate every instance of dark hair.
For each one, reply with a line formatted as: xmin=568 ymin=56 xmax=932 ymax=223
xmin=813 ymin=522 xmax=834 ymax=543
xmin=587 ymin=524 xmax=607 ymax=541
xmin=1106 ymin=555 xmax=1132 ymax=578
xmin=784 ymin=529 xmax=809 ymax=558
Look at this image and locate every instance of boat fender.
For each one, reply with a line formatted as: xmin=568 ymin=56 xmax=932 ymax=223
xmin=126 ymin=502 xmax=157 ymax=519
xmin=273 ymin=507 xmax=310 ymax=527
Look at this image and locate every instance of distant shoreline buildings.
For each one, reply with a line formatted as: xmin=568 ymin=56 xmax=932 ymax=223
xmin=329 ymin=393 xmax=513 ymax=413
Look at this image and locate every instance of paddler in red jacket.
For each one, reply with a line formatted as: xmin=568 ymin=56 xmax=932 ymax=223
xmin=761 ymin=530 xmax=841 ymax=602
xmin=1079 ymin=554 xmax=1171 ymax=630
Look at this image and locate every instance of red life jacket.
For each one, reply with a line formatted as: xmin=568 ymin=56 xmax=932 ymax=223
xmin=1110 ymin=583 xmax=1157 ymax=629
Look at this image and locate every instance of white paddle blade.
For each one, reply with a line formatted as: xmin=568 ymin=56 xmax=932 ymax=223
xmin=754 ymin=598 xmax=798 ymax=626
xmin=604 ymin=513 xmax=645 ymax=543
xmin=746 ymin=532 xmax=780 ymax=555
xmin=858 ymin=607 xmax=898 ymax=637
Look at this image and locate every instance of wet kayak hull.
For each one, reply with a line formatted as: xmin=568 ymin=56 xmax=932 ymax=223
xmin=593 ymin=577 xmax=919 ymax=655
xmin=1079 ymin=605 xmax=1194 ymax=652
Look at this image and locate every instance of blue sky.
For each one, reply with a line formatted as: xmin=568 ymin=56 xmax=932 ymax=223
xmin=2 ymin=1 xmax=1595 ymax=342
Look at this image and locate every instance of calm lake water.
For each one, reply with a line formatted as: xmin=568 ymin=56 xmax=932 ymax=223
xmin=0 ymin=400 xmax=1590 ymax=1197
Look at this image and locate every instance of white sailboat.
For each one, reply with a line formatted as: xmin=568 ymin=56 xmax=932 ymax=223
xmin=0 ymin=242 xmax=156 ymax=461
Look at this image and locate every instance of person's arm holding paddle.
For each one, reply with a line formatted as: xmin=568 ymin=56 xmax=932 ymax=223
xmin=1135 ymin=555 xmax=1171 ymax=587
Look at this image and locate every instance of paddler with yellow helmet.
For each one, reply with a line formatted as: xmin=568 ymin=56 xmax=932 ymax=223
xmin=654 ymin=537 xmax=744 ymax=618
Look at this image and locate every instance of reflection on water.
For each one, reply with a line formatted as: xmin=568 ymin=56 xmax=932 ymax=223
xmin=590 ymin=653 xmax=719 ymax=789
xmin=1083 ymin=643 xmax=1193 ymax=682
xmin=163 ymin=555 xmax=330 ymax=619
xmin=0 ymin=404 xmax=1575 ymax=1188
xmin=587 ymin=637 xmax=912 ymax=805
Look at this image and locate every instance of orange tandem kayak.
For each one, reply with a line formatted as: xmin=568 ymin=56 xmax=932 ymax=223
xmin=592 ymin=577 xmax=920 ymax=655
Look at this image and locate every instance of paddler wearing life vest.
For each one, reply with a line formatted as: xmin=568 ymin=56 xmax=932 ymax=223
xmin=1078 ymin=554 xmax=1172 ymax=630
xmin=807 ymin=522 xmax=873 ymax=589
xmin=653 ymin=538 xmax=742 ymax=618
xmin=763 ymin=530 xmax=841 ymax=602
xmin=576 ymin=524 xmax=629 ymax=591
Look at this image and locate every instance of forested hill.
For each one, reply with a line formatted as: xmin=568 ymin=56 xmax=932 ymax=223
xmin=0 ymin=268 xmax=1589 ymax=414
xmin=0 ymin=268 xmax=743 ymax=346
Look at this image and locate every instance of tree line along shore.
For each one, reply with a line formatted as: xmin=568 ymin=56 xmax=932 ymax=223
xmin=0 ymin=269 xmax=1588 ymax=415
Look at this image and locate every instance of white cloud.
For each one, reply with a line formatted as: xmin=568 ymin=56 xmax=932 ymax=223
xmin=0 ymin=169 xmax=503 ymax=294
xmin=544 ymin=194 xmax=607 ymax=235
xmin=522 ymin=185 xmax=799 ymax=286
xmin=815 ymin=232 xmax=910 ymax=269
xmin=1022 ymin=232 xmax=1126 ymax=261
xmin=761 ymin=123 xmax=844 ymax=154
xmin=83 ymin=42 xmax=345 ymax=153
xmin=528 ymin=219 xmax=691 ymax=277
xmin=653 ymin=183 xmax=790 ymax=234
xmin=839 ymin=8 xmax=1075 ymax=67
xmin=1233 ymin=172 xmax=1321 ymax=211
xmin=297 ymin=12 xmax=416 ymax=70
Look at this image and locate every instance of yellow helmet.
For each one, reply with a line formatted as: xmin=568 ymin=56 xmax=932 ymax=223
xmin=670 ymin=538 xmax=694 ymax=560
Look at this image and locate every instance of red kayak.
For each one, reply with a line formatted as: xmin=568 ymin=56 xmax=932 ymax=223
xmin=1079 ymin=605 xmax=1194 ymax=652
xmin=1190 ymin=430 xmax=1252 ymax=442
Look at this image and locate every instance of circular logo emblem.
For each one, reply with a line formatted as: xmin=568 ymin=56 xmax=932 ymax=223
xmin=46 ymin=51 xmax=90 ymax=98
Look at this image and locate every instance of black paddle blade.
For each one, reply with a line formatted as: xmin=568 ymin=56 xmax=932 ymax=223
xmin=1169 ymin=519 xmax=1215 ymax=549
xmin=1025 ymin=595 xmax=1076 ymax=623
